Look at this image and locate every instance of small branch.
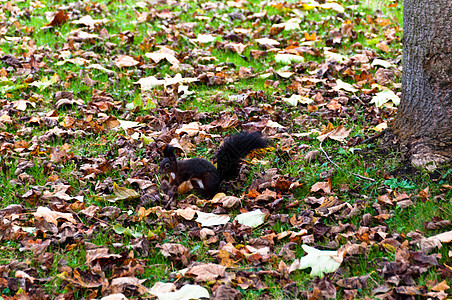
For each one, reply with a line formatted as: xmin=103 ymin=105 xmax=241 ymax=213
xmin=319 ymin=141 xmax=375 ymax=182
xmin=362 ymin=129 xmax=387 ymax=144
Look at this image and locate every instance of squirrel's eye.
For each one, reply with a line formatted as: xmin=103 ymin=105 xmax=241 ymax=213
xmin=165 ymin=163 xmax=170 ymax=168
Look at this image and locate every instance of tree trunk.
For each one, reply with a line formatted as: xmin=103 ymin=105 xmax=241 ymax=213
xmin=389 ymin=0 xmax=452 ymax=170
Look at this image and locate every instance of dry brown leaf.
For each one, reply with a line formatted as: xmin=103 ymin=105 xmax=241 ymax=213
xmin=175 ymin=207 xmax=197 ymax=220
xmin=47 ymin=11 xmax=69 ymax=27
xmin=224 ymin=42 xmax=248 ymax=54
xmin=158 ymin=243 xmax=189 ymax=258
xmin=145 ymin=46 xmax=179 ymax=65
xmin=210 ymin=193 xmax=241 ymax=208
xmin=187 ymin=263 xmax=226 ymax=282
xmin=310 ymin=181 xmax=332 ymax=194
xmin=110 ymin=276 xmax=150 ymax=295
xmin=326 ymin=99 xmax=341 ymax=111
xmin=431 ymin=280 xmax=450 ymax=292
xmin=376 ymin=41 xmax=390 ymax=53
xmin=175 ymin=122 xmax=201 ymax=136
xmin=317 ymin=125 xmax=352 ymax=142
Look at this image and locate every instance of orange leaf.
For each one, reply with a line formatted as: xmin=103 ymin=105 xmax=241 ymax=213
xmin=304 ymin=32 xmax=317 ymax=41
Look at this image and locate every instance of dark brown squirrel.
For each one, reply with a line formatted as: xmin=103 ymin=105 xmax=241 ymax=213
xmin=159 ymin=132 xmax=268 ymax=198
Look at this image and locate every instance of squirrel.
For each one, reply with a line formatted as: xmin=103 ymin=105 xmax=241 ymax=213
xmin=159 ymin=132 xmax=268 ymax=198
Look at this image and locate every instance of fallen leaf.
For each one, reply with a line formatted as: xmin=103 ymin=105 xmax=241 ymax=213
xmin=320 ymin=2 xmax=344 ymax=13
xmin=373 ymin=122 xmax=388 ymax=132
xmin=371 ymin=58 xmax=393 ymax=68
xmin=431 ymin=280 xmax=450 ymax=292
xmin=154 ymin=284 xmax=210 ymax=300
xmin=103 ymin=183 xmax=140 ymax=203
xmin=149 ymin=282 xmax=176 ymax=296
xmin=317 ymin=125 xmax=351 ymax=142
xmin=370 ymin=89 xmax=400 ymax=107
xmin=275 ymin=54 xmax=304 ymax=64
xmin=332 ymin=79 xmax=358 ymax=93
xmin=431 ymin=230 xmax=452 ymax=243
xmin=112 ymin=224 xmax=143 ymax=238
xmin=192 ymin=34 xmax=216 ymax=43
xmin=145 ymin=47 xmax=179 ymax=66
xmin=210 ymin=193 xmax=241 ymax=208
xmin=115 ymin=55 xmax=140 ymax=68
xmin=282 ymin=94 xmax=313 ymax=106
xmin=310 ymin=182 xmax=331 ymax=194
xmin=175 ymin=207 xmax=197 ymax=220
xmin=158 ymin=243 xmax=189 ymax=258
xmin=234 ymin=209 xmax=266 ymax=228
xmin=33 ymin=207 xmax=76 ymax=225
xmin=289 ymin=244 xmax=343 ymax=277
xmin=255 ymin=37 xmax=280 ymax=47
xmin=47 ymin=11 xmax=69 ymax=27
xmin=187 ymin=263 xmax=226 ymax=282
xmin=195 ymin=211 xmax=230 ymax=227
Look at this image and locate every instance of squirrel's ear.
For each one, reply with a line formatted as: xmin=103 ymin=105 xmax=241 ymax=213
xmin=163 ymin=145 xmax=176 ymax=157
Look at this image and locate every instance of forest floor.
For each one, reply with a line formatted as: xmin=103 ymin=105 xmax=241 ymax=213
xmin=0 ymin=0 xmax=451 ymax=299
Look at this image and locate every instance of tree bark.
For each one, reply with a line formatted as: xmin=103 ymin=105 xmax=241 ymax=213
xmin=389 ymin=0 xmax=452 ymax=169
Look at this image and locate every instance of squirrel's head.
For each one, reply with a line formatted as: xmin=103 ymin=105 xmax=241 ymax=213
xmin=159 ymin=145 xmax=177 ymax=174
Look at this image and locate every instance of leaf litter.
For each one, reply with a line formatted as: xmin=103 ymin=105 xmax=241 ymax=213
xmin=0 ymin=0 xmax=450 ymax=299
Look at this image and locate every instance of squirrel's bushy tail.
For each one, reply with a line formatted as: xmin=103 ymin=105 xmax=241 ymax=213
xmin=215 ymin=132 xmax=268 ymax=180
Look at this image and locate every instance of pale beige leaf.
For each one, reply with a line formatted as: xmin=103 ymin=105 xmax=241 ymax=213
xmin=33 ymin=206 xmax=76 ymax=225
xmin=13 ymin=100 xmax=32 ymax=111
xmin=72 ymin=15 xmax=109 ymax=28
xmin=255 ymin=38 xmax=280 ymax=47
xmin=234 ymin=209 xmax=266 ymax=228
xmin=115 ymin=55 xmax=139 ymax=68
xmin=289 ymin=245 xmax=343 ymax=276
xmin=282 ymin=94 xmax=313 ymax=106
xmin=192 ymin=34 xmax=216 ymax=43
xmin=149 ymin=282 xmax=176 ymax=296
xmin=324 ymin=50 xmax=346 ymax=63
xmin=175 ymin=122 xmax=201 ymax=136
xmin=432 ymin=230 xmax=452 ymax=243
xmin=175 ymin=207 xmax=197 ymax=220
xmin=87 ymin=64 xmax=115 ymax=75
xmin=156 ymin=284 xmax=210 ymax=300
xmin=275 ymin=54 xmax=304 ymax=64
xmin=195 ymin=211 xmax=230 ymax=227
xmin=145 ymin=47 xmax=179 ymax=65
xmin=319 ymin=2 xmax=344 ymax=13
xmin=370 ymin=89 xmax=400 ymax=107
xmin=371 ymin=58 xmax=393 ymax=68
xmin=332 ymin=79 xmax=358 ymax=93
xmin=100 ymin=294 xmax=128 ymax=300
xmin=224 ymin=42 xmax=248 ymax=54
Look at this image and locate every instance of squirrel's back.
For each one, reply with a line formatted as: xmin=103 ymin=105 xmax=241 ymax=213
xmin=215 ymin=131 xmax=268 ymax=180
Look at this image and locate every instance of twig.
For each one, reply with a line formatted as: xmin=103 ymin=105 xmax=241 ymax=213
xmin=68 ymin=208 xmax=112 ymax=227
xmin=319 ymin=141 xmax=375 ymax=182
xmin=362 ymin=129 xmax=387 ymax=144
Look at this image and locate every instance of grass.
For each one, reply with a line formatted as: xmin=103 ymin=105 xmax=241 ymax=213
xmin=0 ymin=0 xmax=451 ymax=298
